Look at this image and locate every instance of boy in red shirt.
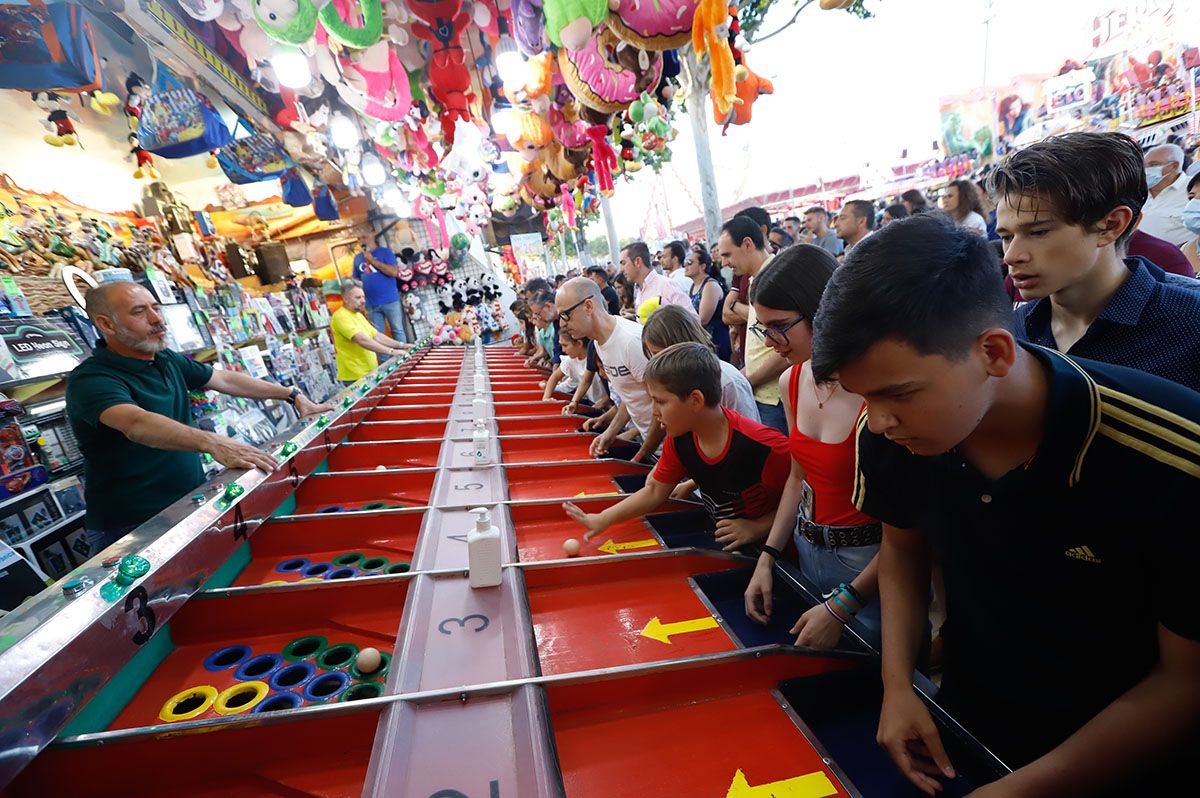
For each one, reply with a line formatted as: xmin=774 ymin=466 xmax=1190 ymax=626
xmin=564 ymin=342 xmax=791 ymax=551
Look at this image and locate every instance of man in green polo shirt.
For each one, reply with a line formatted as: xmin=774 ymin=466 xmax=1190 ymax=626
xmin=66 ymin=281 xmax=332 ymax=555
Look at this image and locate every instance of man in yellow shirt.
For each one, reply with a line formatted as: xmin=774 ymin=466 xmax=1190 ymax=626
xmin=332 ymin=282 xmax=409 ymax=383
xmin=718 ymin=216 xmax=789 ymax=433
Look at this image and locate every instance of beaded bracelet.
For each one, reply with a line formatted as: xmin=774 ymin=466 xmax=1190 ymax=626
xmin=823 ymin=600 xmax=850 ymax=625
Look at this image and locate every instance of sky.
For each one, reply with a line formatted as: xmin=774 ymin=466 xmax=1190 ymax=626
xmin=586 ymin=0 xmax=1139 ymax=243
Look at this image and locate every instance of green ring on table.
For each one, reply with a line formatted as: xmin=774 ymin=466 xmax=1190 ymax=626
xmin=361 ymin=501 xmax=390 ymax=511
xmin=333 ymin=552 xmax=364 ymax=567
xmin=349 ymin=651 xmax=391 ymax=681
xmin=339 ymin=681 xmax=384 ymax=702
xmin=282 ymin=634 xmax=328 ymax=663
xmin=358 ymin=556 xmax=389 ymax=572
xmin=315 ymin=642 xmax=360 ymax=671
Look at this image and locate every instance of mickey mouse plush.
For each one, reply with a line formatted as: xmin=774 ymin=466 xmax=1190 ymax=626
xmin=129 ymin=134 xmax=160 ymax=179
xmin=32 ymin=92 xmax=80 ymax=147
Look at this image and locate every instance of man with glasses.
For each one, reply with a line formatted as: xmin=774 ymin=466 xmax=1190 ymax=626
xmin=718 ymin=217 xmax=790 ymax=433
xmin=556 ymin=277 xmax=665 ymax=463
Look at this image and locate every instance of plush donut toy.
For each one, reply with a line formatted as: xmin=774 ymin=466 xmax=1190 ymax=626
xmin=558 ymin=28 xmax=663 ymax=113
xmin=606 ymin=0 xmax=698 ymax=51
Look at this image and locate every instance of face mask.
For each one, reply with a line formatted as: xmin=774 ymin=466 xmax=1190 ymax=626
xmin=1183 ymin=199 xmax=1200 ymax=236
xmin=1145 ymin=166 xmax=1164 ymax=187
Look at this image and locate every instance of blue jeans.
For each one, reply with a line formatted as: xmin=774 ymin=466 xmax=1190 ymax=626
xmin=84 ymin=524 xmax=138 ymax=558
xmin=793 ymin=532 xmax=882 ymax=648
xmin=366 ymin=300 xmax=407 ymax=343
xmin=756 ymin=401 xmax=788 ymax=435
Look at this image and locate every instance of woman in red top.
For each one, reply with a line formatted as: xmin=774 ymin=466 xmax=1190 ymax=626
xmin=743 ymin=245 xmax=883 ymax=649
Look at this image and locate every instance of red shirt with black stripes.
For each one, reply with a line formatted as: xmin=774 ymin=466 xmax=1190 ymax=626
xmin=651 ymin=407 xmax=791 ymax=521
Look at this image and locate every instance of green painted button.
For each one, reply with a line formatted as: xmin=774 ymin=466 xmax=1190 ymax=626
xmin=342 ymin=396 xmax=353 ymax=408
xmin=316 ymin=415 xmax=330 ymax=428
xmin=280 ymin=441 xmax=299 ymax=457
xmin=222 ymin=483 xmax=246 ymax=503
xmin=201 ymin=453 xmax=214 ymax=465
xmin=115 ymin=555 xmax=150 ymax=586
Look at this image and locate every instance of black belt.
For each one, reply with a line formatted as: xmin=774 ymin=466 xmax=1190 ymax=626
xmin=798 ymin=517 xmax=882 ymax=548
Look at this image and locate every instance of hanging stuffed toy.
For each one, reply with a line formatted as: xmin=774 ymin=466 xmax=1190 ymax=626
xmin=32 ymin=92 xmax=80 ymax=147
xmin=544 ymin=0 xmax=608 ymax=51
xmin=403 ymin=291 xmax=423 ymax=322
xmin=440 ymin=119 xmax=488 ymax=184
xmin=692 ymin=0 xmax=735 ymax=118
xmin=179 ymin=0 xmax=226 ymax=21
xmin=124 ymin=73 xmax=151 ymax=131
xmin=511 ymin=0 xmax=545 ymax=56
xmin=560 ymin=182 xmax=577 ymax=228
xmin=715 ymin=61 xmax=773 ymax=132
xmin=129 ymin=134 xmax=161 ymax=179
xmin=408 ymin=0 xmax=474 ymax=146
xmin=607 ymin=0 xmax=697 ymax=50
xmin=585 ymin=124 xmax=617 ymax=194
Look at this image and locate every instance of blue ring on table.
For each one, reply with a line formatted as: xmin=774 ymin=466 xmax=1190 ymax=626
xmin=252 ymin=691 xmax=303 ymax=714
xmin=325 ymin=566 xmax=359 ymax=580
xmin=302 ymin=670 xmax=351 ymax=703
xmin=202 ymin=644 xmax=253 ymax=672
xmin=301 ymin=562 xmax=332 ymax=578
xmin=268 ymin=661 xmax=316 ymax=692
xmin=275 ymin=557 xmax=310 ymax=574
xmin=234 ymin=653 xmax=283 ymax=682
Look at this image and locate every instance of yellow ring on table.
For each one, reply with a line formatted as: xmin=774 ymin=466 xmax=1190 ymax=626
xmin=213 ymin=681 xmax=269 ymax=715
xmin=159 ymin=685 xmax=218 ymax=723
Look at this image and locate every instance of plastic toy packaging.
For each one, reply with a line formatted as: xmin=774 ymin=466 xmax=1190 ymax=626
xmin=0 ymin=396 xmax=35 ymax=475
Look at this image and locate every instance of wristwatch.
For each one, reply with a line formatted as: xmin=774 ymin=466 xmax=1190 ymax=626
xmin=285 ymin=387 xmax=301 ymax=406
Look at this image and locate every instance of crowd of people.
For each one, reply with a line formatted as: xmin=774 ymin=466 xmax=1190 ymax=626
xmin=508 ymin=130 xmax=1199 ymax=797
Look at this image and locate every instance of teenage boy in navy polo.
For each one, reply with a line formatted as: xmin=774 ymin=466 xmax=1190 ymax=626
xmin=990 ymin=132 xmax=1200 ymax=390
xmin=812 ymin=214 xmax=1200 ymax=796
xmin=564 ymin=342 xmax=790 ymax=552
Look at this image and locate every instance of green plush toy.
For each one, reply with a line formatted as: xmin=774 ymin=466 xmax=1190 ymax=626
xmin=318 ymin=0 xmax=383 ymax=49
xmin=544 ymin=0 xmax=608 ymax=51
xmin=254 ymin=0 xmax=319 ymax=46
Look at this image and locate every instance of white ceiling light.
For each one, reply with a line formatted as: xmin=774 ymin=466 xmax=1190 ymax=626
xmin=494 ymin=35 xmax=526 ymax=89
xmin=329 ymin=112 xmax=359 ymax=150
xmin=361 ymin=152 xmax=388 ymax=187
xmin=271 ymin=46 xmax=312 ymax=90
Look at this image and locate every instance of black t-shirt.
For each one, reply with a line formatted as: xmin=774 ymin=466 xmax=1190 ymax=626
xmin=854 ymin=344 xmax=1200 ymax=770
xmin=585 ymin=341 xmax=610 ymax=397
xmin=600 ymin=284 xmax=621 ymax=316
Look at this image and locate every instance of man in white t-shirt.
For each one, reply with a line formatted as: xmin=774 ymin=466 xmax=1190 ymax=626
xmin=556 ymin=277 xmax=664 ymax=462
xmin=1142 ymin=144 xmax=1191 ymax=247
xmin=662 ymin=241 xmax=693 ymax=291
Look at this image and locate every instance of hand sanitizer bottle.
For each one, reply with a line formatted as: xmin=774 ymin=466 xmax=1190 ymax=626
xmin=472 ymin=421 xmax=490 ymax=465
xmin=472 ymin=395 xmax=487 ymax=423
xmin=467 ymin=507 xmax=501 ymax=588
xmin=473 ymin=372 xmax=485 ymax=394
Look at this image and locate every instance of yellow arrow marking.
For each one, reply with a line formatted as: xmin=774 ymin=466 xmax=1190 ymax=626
xmin=639 ymin=615 xmax=720 ymax=644
xmin=598 ymin=537 xmax=658 ymax=554
xmin=575 ymin=490 xmax=620 ymax=498
xmin=726 ymin=769 xmax=838 ymax=798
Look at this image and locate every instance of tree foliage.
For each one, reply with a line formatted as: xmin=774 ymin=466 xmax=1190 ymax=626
xmin=739 ymin=0 xmax=877 ymax=44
